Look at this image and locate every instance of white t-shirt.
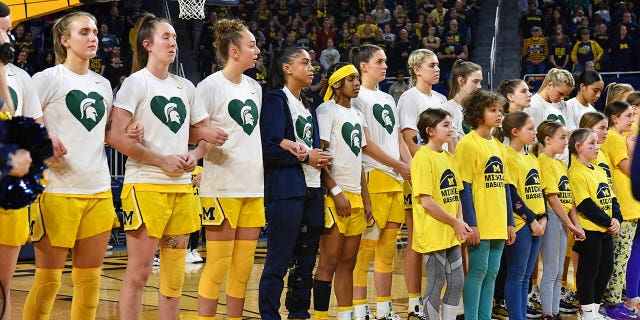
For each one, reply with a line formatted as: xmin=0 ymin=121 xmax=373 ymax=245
xmin=283 ymin=86 xmax=321 ymax=188
xmin=6 ymin=63 xmax=42 ymax=118
xmin=197 ymin=71 xmax=264 ymax=198
xmin=114 ymin=68 xmax=208 ymax=185
xmin=525 ymin=94 xmax=577 ymax=131
xmin=440 ymin=99 xmax=466 ymax=139
xmin=566 ymin=97 xmax=597 ymax=127
xmin=316 ymin=100 xmax=367 ymax=193
xmin=397 ymin=87 xmax=447 ymax=132
xmin=352 ymin=86 xmax=402 ymax=182
xmin=526 ymin=93 xmax=573 ymax=164
xmin=35 ymin=64 xmax=112 ymax=194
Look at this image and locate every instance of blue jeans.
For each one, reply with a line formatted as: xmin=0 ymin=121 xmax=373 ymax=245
xmin=464 ymin=239 xmax=505 ymax=320
xmin=505 ymin=224 xmax=542 ymax=320
xmin=540 ymin=210 xmax=567 ymax=314
xmin=524 ymin=61 xmax=546 ymax=75
xmin=258 ymin=188 xmax=324 ymax=320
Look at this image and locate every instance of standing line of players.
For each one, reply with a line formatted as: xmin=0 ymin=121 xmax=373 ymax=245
xmin=2 ymin=9 xmax=640 ymax=320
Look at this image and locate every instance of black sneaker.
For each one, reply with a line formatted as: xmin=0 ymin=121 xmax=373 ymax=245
xmin=527 ymin=301 xmax=542 ymax=319
xmin=407 ymin=311 xmax=427 ymax=320
xmin=559 ymin=298 xmax=579 ymax=313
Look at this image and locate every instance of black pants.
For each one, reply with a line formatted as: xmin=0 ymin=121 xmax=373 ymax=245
xmin=574 ymin=230 xmax=614 ymax=305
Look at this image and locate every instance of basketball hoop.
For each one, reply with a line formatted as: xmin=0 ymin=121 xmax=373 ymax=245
xmin=178 ymin=0 xmax=205 ymax=20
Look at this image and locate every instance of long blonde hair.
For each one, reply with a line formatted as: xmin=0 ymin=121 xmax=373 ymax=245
xmin=537 ymin=68 xmax=574 ymax=94
xmin=407 ymin=49 xmax=436 ymax=87
xmin=605 ymin=82 xmax=634 ymax=105
xmin=52 ymin=12 xmax=97 ymax=64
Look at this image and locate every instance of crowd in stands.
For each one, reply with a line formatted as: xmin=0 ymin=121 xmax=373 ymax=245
xmin=520 ymin=0 xmax=640 ymax=75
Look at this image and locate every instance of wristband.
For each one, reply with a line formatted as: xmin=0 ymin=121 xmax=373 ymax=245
xmin=330 ymin=186 xmax=342 ymax=196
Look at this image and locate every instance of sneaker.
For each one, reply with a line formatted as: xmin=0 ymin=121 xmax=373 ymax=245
xmin=153 ymin=256 xmax=160 ymax=267
xmin=191 ymin=249 xmax=203 ymax=263
xmin=493 ymin=299 xmax=509 ymax=319
xmin=407 ymin=311 xmax=427 ymax=320
xmin=561 ymin=286 xmax=579 ymax=307
xmin=560 ymin=298 xmax=579 ymax=313
xmin=606 ymin=304 xmax=638 ymax=319
xmin=377 ymin=312 xmax=402 ymax=320
xmin=185 ymin=250 xmax=199 ymax=263
xmin=530 ymin=292 xmax=543 ymax=312
xmin=527 ymin=301 xmax=542 ymax=319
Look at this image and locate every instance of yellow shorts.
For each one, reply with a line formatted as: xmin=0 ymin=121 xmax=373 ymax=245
xmin=200 ymin=197 xmax=265 ymax=228
xmin=121 ymin=184 xmax=200 ymax=238
xmin=367 ymin=170 xmax=405 ymax=227
xmin=0 ymin=207 xmax=30 ymax=246
xmin=324 ymin=191 xmax=365 ymax=236
xmin=31 ymin=192 xmax=115 ymax=248
xmin=403 ymin=180 xmax=413 ymax=210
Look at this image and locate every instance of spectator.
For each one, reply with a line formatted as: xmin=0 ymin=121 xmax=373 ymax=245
xmin=571 ymin=8 xmax=586 ymax=26
xmin=124 ymin=0 xmax=143 ymax=28
xmin=619 ymin=11 xmax=640 ymax=40
xmin=14 ymin=49 xmax=34 ymax=76
xmin=421 ymin=25 xmax=441 ymax=51
xmin=548 ymin=32 xmax=572 ymax=70
xmin=357 ymin=14 xmax=379 ymax=37
xmin=103 ymin=45 xmax=127 ymax=89
xmin=585 ymin=60 xmax=596 ymax=71
xmin=388 ymin=70 xmax=409 ymax=103
xmin=295 ymin=24 xmax=314 ymax=49
xmin=431 ymin=0 xmax=448 ymax=31
xmin=393 ymin=29 xmax=417 ymax=71
xmin=392 ymin=5 xmax=410 ymax=33
xmin=308 ymin=49 xmax=325 ymax=94
xmin=282 ymin=31 xmax=298 ymax=50
xmin=249 ymin=21 xmax=267 ymax=50
xmin=437 ymin=32 xmax=466 ymax=80
xmin=360 ymin=25 xmax=375 ymax=44
xmin=272 ymin=0 xmax=292 ymax=29
xmin=252 ymin=0 xmax=272 ymax=29
xmin=336 ymin=28 xmax=352 ymax=53
xmin=570 ymin=18 xmax=591 ymax=42
xmin=292 ymin=0 xmax=314 ymax=27
xmin=447 ymin=19 xmax=469 ymax=59
xmin=89 ymin=54 xmax=104 ymax=75
xmin=404 ymin=22 xmax=420 ymax=45
xmin=343 ymin=32 xmax=361 ymax=60
xmin=98 ymin=23 xmax=119 ymax=59
xmin=320 ymin=38 xmax=340 ymax=70
xmin=522 ymin=26 xmax=549 ymax=74
xmin=244 ymin=55 xmax=267 ymax=86
xmin=519 ymin=0 xmax=544 ymax=39
xmin=571 ymin=28 xmax=604 ymax=73
xmin=37 ymin=50 xmax=54 ymax=73
xmin=593 ymin=23 xmax=610 ymax=70
xmin=371 ymin=0 xmax=392 ymax=25
xmin=418 ymin=0 xmax=436 ymax=17
xmin=609 ymin=25 xmax=636 ymax=72
xmin=594 ymin=2 xmax=611 ymax=24
xmin=544 ymin=8 xmax=568 ymax=38
xmin=420 ymin=13 xmax=439 ymax=39
xmin=374 ymin=28 xmax=388 ymax=51
xmin=315 ymin=17 xmax=335 ymax=53
xmin=382 ymin=23 xmax=396 ymax=45
xmin=105 ymin=6 xmax=125 ymax=38
xmin=333 ymin=0 xmax=356 ymax=27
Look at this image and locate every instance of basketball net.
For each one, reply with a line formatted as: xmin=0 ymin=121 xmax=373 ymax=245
xmin=178 ymin=0 xmax=205 ymax=20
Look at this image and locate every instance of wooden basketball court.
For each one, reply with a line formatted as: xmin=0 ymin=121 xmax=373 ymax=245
xmin=8 ymin=235 xmax=579 ymax=319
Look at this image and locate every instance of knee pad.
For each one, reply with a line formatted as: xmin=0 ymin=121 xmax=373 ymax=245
xmin=374 ymin=228 xmax=398 ymax=273
xmin=226 ymin=239 xmax=257 ymax=298
xmin=159 ymin=248 xmax=187 ymax=298
xmin=25 ymin=268 xmax=63 ymax=316
xmin=71 ymin=267 xmax=101 ymax=319
xmin=354 ymin=238 xmax=376 ymax=287
xmin=198 ymin=240 xmax=233 ymax=299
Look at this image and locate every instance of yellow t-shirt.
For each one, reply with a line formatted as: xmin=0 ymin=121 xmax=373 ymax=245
xmin=454 ymin=130 xmax=508 ymax=240
xmin=505 ymin=147 xmax=546 ymax=231
xmin=601 ymin=130 xmax=640 ymax=220
xmin=568 ymin=162 xmax=614 ymax=232
xmin=411 ymin=146 xmax=463 ymax=253
xmin=539 ymin=153 xmax=572 ymax=213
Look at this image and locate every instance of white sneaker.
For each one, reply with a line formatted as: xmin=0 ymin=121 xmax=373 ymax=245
xmin=191 ymin=249 xmax=203 ymax=262
xmin=185 ymin=250 xmax=199 ymax=263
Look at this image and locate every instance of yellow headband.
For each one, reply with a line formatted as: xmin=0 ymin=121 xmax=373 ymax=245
xmin=323 ymin=64 xmax=359 ymax=102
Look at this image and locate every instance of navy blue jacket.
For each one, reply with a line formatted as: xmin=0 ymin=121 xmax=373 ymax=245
xmin=261 ymin=89 xmax=322 ymax=203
